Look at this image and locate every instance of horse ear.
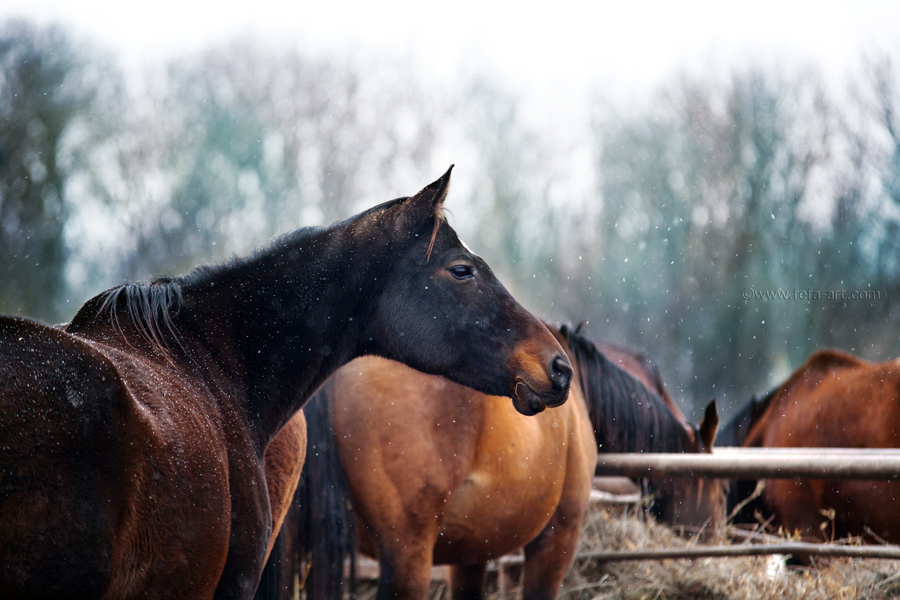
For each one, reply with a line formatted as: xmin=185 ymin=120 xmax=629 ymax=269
xmin=699 ymin=399 xmax=719 ymax=450
xmin=402 ymin=165 xmax=453 ymax=223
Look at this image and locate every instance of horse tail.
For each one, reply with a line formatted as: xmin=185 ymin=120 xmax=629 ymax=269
xmin=254 ymin=529 xmax=288 ymax=600
xmin=294 ymin=378 xmax=357 ymax=600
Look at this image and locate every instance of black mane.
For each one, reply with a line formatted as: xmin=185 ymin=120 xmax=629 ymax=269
xmin=65 ymin=222 xmax=330 ymax=353
xmin=66 ymin=197 xmax=431 ymax=360
xmin=557 ymin=324 xmax=692 ymax=454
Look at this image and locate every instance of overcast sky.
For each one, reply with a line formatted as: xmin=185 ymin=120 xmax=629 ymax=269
xmin=3 ymin=0 xmax=899 ymax=100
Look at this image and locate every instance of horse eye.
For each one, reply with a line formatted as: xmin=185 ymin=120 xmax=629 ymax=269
xmin=449 ymin=265 xmax=474 ymax=280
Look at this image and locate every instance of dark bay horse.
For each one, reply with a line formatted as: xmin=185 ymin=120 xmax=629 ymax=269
xmin=265 ymin=324 xmax=723 ymax=600
xmin=0 ymin=168 xmax=573 ymax=600
xmin=716 ymin=348 xmax=900 ymax=543
xmin=597 ymin=342 xmax=678 ymax=413
xmin=596 ymin=341 xmax=694 ymax=431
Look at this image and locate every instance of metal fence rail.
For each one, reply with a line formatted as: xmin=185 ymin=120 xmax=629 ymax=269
xmin=596 ymin=447 xmax=900 ymax=480
xmin=495 ymin=541 xmax=900 ymax=565
xmin=586 ymin=446 xmax=900 ymax=563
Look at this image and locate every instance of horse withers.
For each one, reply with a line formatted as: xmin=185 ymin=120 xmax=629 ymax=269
xmin=717 ymin=348 xmax=900 ymax=544
xmin=0 ymin=167 xmax=571 ymax=600
xmin=263 ymin=323 xmax=723 ymax=600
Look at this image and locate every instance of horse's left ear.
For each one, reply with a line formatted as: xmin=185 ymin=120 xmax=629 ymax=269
xmin=402 ymin=165 xmax=453 ymax=224
xmin=699 ymin=399 xmax=719 ymax=450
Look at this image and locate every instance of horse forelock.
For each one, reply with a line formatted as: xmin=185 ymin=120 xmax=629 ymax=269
xmin=424 ymin=209 xmax=446 ymax=262
xmin=558 ymin=324 xmax=692 ymax=455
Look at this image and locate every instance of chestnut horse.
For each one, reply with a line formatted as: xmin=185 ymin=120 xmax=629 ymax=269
xmin=0 ymin=168 xmax=573 ymax=600
xmin=261 ymin=324 xmax=723 ymax=600
xmin=717 ymin=348 xmax=900 ymax=543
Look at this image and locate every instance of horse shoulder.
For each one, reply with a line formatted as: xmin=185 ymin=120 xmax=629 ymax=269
xmin=66 ymin=325 xmax=240 ymax=595
xmin=334 ymin=357 xmax=481 ymax=521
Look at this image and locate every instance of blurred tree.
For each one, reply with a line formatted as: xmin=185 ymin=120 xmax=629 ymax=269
xmin=114 ymin=41 xmax=440 ymax=282
xmin=454 ymin=76 xmax=563 ymax=313
xmin=584 ymin=68 xmax=841 ymax=417
xmin=861 ymin=56 xmax=900 ymax=301
xmin=0 ymin=20 xmax=113 ymax=321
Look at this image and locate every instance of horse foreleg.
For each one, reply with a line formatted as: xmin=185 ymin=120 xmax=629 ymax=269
xmin=520 ymin=512 xmax=582 ymax=600
xmin=449 ymin=563 xmax=487 ymax=600
xmin=375 ymin=544 xmax=436 ymax=600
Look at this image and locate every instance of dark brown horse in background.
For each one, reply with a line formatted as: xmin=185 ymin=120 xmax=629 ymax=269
xmin=597 ymin=341 xmax=681 ymax=417
xmin=261 ymin=324 xmax=724 ymax=600
xmin=0 ymin=168 xmax=573 ymax=600
xmin=717 ymin=348 xmax=900 ymax=543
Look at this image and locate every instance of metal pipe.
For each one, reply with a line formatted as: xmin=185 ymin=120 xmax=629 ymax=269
xmin=596 ymin=448 xmax=900 ymax=480
xmin=578 ymin=542 xmax=900 ymax=561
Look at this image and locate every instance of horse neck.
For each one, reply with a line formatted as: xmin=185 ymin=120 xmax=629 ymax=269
xmin=570 ymin=342 xmax=692 ymax=455
xmin=72 ymin=222 xmax=389 ymax=447
xmin=189 ymin=225 xmax=390 ymax=441
xmin=716 ymin=388 xmax=777 ymax=448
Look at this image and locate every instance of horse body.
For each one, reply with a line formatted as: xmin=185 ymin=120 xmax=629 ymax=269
xmin=335 ymin=357 xmax=596 ymax=600
xmin=0 ymin=169 xmax=572 ymax=600
xmin=283 ymin=324 xmax=723 ymax=600
xmin=728 ymin=348 xmax=900 ymax=542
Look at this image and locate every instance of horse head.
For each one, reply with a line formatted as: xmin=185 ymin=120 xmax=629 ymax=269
xmin=653 ymin=399 xmax=726 ymax=535
xmin=355 ymin=166 xmax=571 ymax=415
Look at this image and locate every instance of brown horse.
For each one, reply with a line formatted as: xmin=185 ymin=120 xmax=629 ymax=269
xmin=717 ymin=348 xmax=900 ymax=543
xmin=0 ymin=168 xmax=573 ymax=600
xmin=262 ymin=324 xmax=723 ymax=600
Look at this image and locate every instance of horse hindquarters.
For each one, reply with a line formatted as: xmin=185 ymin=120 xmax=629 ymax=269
xmin=0 ymin=319 xmax=133 ymax=598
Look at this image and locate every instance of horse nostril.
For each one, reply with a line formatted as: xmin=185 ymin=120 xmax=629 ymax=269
xmin=550 ymin=354 xmax=572 ymax=389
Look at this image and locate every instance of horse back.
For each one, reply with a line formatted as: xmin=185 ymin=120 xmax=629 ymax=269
xmin=744 ymin=348 xmax=883 ymax=449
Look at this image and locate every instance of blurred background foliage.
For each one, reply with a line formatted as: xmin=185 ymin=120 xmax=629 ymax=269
xmin=2 ymin=19 xmax=900 ymax=420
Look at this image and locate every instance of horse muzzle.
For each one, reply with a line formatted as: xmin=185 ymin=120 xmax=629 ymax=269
xmin=511 ymin=353 xmax=572 ymax=416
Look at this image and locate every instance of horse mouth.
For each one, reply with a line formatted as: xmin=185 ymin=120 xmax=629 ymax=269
xmin=512 ymin=380 xmax=549 ymax=416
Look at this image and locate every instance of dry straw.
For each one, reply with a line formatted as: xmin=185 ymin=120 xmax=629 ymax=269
xmin=349 ymin=504 xmax=900 ymax=600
